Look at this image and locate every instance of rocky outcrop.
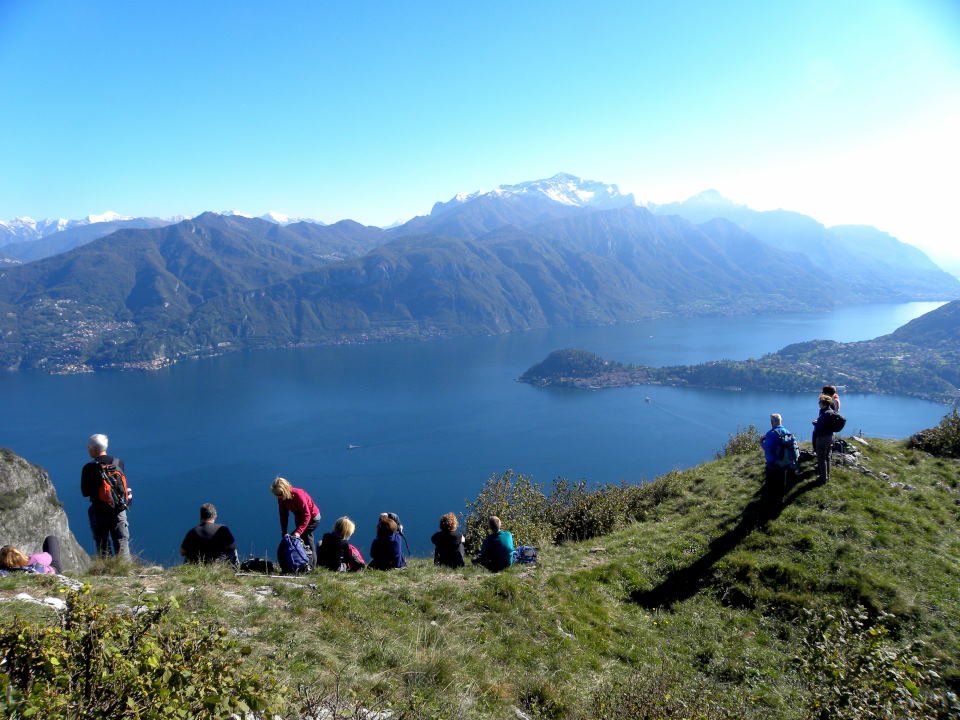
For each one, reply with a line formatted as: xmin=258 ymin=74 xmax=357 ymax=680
xmin=0 ymin=448 xmax=89 ymax=571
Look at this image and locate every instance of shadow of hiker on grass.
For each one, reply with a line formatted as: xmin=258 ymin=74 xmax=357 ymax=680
xmin=631 ymin=466 xmax=823 ymax=610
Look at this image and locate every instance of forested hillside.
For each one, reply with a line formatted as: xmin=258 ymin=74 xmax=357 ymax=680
xmin=521 ymin=300 xmax=960 ymax=404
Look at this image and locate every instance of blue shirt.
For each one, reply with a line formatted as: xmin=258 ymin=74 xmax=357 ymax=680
xmin=761 ymin=426 xmax=790 ymax=465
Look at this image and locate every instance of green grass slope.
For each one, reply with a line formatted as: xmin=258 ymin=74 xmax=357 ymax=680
xmin=2 ymin=437 xmax=958 ymax=718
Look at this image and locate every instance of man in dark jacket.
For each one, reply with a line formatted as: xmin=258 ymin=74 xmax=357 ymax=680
xmin=180 ymin=503 xmax=238 ymax=566
xmin=80 ymin=433 xmax=131 ymax=558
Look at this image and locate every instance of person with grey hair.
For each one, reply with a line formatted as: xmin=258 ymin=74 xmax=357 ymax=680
xmin=80 ymin=433 xmax=131 ymax=558
xmin=761 ymin=413 xmax=797 ymax=494
xmin=180 ymin=503 xmax=238 ymax=566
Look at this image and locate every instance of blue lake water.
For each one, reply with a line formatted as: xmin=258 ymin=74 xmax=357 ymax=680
xmin=0 ymin=301 xmax=949 ymax=564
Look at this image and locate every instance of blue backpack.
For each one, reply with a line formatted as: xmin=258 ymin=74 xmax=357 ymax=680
xmin=277 ymin=535 xmax=311 ymax=574
xmin=513 ymin=545 xmax=538 ymax=565
xmin=774 ymin=427 xmax=800 ymax=469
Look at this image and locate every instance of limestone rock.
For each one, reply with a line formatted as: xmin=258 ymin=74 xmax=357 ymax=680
xmin=0 ymin=447 xmax=89 ymax=571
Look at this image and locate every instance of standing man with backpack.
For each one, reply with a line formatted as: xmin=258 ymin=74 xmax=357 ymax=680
xmin=760 ymin=413 xmax=798 ymax=496
xmin=80 ymin=433 xmax=131 ymax=558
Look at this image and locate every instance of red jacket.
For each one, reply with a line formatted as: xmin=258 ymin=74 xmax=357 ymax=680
xmin=278 ymin=487 xmax=320 ymax=536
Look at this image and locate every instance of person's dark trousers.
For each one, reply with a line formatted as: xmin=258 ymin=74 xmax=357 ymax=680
xmin=42 ymin=535 xmax=62 ymax=573
xmin=302 ymin=515 xmax=321 ymax=568
xmin=88 ymin=505 xmax=130 ymax=558
xmin=764 ymin=464 xmax=786 ymax=496
xmin=814 ymin=435 xmax=833 ymax=484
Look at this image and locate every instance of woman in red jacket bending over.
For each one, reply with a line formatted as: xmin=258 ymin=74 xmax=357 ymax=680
xmin=270 ymin=476 xmax=321 ymax=568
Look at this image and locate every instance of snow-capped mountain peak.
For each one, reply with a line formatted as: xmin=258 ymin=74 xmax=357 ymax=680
xmin=442 ymin=173 xmax=636 ymax=212
xmin=261 ymin=210 xmax=290 ymax=224
xmin=261 ymin=211 xmax=325 ymax=226
xmin=85 ymin=211 xmax=130 ymax=224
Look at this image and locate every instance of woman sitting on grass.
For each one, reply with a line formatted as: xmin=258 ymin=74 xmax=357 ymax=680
xmin=316 ymin=516 xmax=365 ymax=572
xmin=431 ymin=512 xmax=465 ymax=568
xmin=369 ymin=513 xmax=406 ymax=570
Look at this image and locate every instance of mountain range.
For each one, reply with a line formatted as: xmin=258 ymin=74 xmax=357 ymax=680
xmin=653 ymin=190 xmax=957 ymax=301
xmin=1 ymin=174 xmax=958 ymax=372
xmin=0 ymin=210 xmax=328 ymax=264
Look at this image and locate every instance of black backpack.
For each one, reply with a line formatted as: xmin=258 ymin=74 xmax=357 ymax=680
xmin=825 ymin=410 xmax=847 ymax=433
xmin=239 ymin=557 xmax=276 ymax=574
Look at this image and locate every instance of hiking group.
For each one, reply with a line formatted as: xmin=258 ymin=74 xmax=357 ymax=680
xmin=75 ymin=433 xmax=520 ymax=574
xmin=61 ymin=396 xmax=845 ymax=575
xmin=761 ymin=384 xmax=847 ymax=491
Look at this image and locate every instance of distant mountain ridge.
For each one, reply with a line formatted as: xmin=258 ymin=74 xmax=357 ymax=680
xmin=653 ymin=190 xmax=957 ymax=302
xmin=0 ymin=213 xmax=386 ymax=371
xmin=1 ymin=217 xmax=174 ymax=263
xmin=0 ymin=211 xmax=329 ymax=264
xmin=1 ymin=173 xmax=958 ymax=373
xmin=0 ymin=211 xmax=138 ymax=245
xmin=0 ymin=210 xmax=322 ymax=247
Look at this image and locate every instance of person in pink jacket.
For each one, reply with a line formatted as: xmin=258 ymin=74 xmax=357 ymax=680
xmin=270 ymin=476 xmax=321 ymax=568
xmin=0 ymin=537 xmax=59 ymax=575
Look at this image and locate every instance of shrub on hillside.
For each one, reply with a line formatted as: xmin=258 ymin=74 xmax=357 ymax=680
xmin=548 ymin=478 xmax=624 ymax=544
xmin=719 ymin=424 xmax=762 ymax=458
xmin=797 ymin=605 xmax=958 ymax=720
xmin=465 ymin=471 xmax=682 ymax=552
xmin=0 ymin=589 xmax=281 ymax=719
xmin=591 ymin=666 xmax=750 ymax=719
xmin=464 ymin=470 xmax=552 ymax=551
xmin=907 ymin=410 xmax=960 ymax=458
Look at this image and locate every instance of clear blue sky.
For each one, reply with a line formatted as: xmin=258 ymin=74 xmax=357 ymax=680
xmin=1 ymin=1 xmax=958 ymax=263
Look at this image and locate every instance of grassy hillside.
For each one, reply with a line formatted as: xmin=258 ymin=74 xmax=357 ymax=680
xmin=2 ymin=435 xmax=958 ymax=718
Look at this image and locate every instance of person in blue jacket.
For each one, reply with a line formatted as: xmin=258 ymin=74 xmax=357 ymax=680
xmin=473 ymin=516 xmax=514 ymax=572
xmin=369 ymin=513 xmax=406 ymax=570
xmin=760 ymin=413 xmax=793 ymax=493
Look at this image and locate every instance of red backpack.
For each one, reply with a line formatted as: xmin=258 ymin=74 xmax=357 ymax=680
xmin=97 ymin=459 xmax=129 ymax=511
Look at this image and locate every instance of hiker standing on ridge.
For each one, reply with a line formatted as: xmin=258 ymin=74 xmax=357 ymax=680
xmin=761 ymin=413 xmax=798 ymax=495
xmin=270 ymin=476 xmax=320 ymax=568
xmin=812 ymin=394 xmax=843 ymax=484
xmin=80 ymin=433 xmax=131 ymax=558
